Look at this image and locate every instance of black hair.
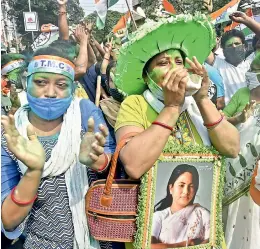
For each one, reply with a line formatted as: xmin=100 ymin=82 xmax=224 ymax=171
xmin=142 ymin=49 xmax=186 ymax=77
xmin=220 ymin=29 xmax=246 ymax=48
xmin=1 ymin=53 xmax=26 ymax=68
xmin=33 ymin=40 xmax=77 ymax=63
xmin=252 ymin=35 xmax=259 ymax=51
xmin=106 ymin=60 xmax=117 ymax=80
xmin=154 ymin=164 xmax=199 ymax=212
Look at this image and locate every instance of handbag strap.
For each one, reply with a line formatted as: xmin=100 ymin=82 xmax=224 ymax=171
xmin=101 ymin=132 xmax=139 ymax=207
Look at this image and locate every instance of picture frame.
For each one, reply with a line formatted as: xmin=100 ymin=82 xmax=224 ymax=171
xmin=134 ymin=145 xmax=225 ymax=249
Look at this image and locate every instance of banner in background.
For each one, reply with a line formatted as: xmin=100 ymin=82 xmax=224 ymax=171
xmin=23 ymin=12 xmax=39 ymax=31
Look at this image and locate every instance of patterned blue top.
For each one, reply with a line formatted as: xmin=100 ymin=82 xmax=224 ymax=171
xmin=1 ymin=99 xmax=117 ymax=249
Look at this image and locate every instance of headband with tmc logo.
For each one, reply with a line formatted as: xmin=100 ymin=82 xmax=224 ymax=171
xmin=1 ymin=60 xmax=27 ymax=75
xmin=27 ymin=55 xmax=75 ymax=81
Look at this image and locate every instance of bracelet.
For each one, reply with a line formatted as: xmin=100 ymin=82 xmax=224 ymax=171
xmin=204 ymin=115 xmax=224 ymax=129
xmin=103 ymin=57 xmax=110 ymax=61
xmin=59 ymin=11 xmax=67 ymax=15
xmin=97 ymin=153 xmax=109 ymax=173
xmin=11 ymin=187 xmax=37 ymax=206
xmin=152 ymin=121 xmax=174 ymax=132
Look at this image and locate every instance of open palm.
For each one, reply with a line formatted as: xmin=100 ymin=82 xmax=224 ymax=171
xmin=1 ymin=115 xmax=45 ymax=171
xmin=79 ymin=117 xmax=108 ymax=166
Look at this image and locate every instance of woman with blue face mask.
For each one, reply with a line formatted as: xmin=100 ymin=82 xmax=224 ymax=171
xmin=222 ymin=53 xmax=260 ymax=249
xmin=1 ymin=43 xmax=116 ymax=249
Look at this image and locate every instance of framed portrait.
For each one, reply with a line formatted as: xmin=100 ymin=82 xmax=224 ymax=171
xmin=134 ymin=146 xmax=225 ymax=249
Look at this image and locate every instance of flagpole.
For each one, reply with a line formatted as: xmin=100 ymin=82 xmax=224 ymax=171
xmin=124 ymin=0 xmax=137 ymax=30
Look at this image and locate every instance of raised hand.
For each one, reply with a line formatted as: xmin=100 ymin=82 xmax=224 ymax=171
xmin=202 ymin=0 xmax=213 ymax=13
xmin=74 ymin=25 xmax=89 ymax=45
xmin=186 ymin=57 xmax=210 ymax=103
xmin=161 ymin=67 xmax=188 ymax=108
xmin=104 ymin=37 xmax=113 ymax=54
xmin=79 ymin=117 xmax=108 ymax=166
xmin=236 ymin=100 xmax=256 ymax=123
xmin=229 ymin=11 xmax=249 ymax=24
xmin=57 ymin=0 xmax=68 ymax=5
xmin=1 ymin=115 xmax=45 ymax=171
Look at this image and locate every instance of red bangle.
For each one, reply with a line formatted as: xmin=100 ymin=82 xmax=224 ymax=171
xmin=11 ymin=187 xmax=37 ymax=206
xmin=97 ymin=153 xmax=109 ymax=173
xmin=152 ymin=121 xmax=174 ymax=132
xmin=204 ymin=115 xmax=224 ymax=128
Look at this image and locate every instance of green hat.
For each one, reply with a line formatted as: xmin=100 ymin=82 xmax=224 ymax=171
xmin=115 ymin=13 xmax=216 ymax=95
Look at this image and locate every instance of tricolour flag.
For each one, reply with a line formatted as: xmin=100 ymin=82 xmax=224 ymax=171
xmin=95 ymin=0 xmax=131 ymax=30
xmin=210 ymin=0 xmax=240 ymax=24
xmin=224 ymin=8 xmax=253 ymax=32
xmin=162 ymin=0 xmax=176 ymax=14
xmin=112 ymin=11 xmax=131 ymax=33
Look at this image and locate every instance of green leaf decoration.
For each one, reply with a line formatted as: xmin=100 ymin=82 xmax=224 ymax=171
xmin=229 ymin=163 xmax=236 ymax=177
xmin=239 ymin=154 xmax=247 ymax=168
xmin=246 ymin=143 xmax=258 ymax=157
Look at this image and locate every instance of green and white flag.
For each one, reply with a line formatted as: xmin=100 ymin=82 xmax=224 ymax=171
xmin=95 ymin=0 xmax=121 ymax=29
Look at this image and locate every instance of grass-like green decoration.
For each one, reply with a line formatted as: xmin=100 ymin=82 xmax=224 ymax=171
xmin=163 ymin=143 xmax=219 ymax=155
xmin=133 ymin=146 xmax=225 ymax=249
xmin=115 ymin=13 xmax=216 ymax=96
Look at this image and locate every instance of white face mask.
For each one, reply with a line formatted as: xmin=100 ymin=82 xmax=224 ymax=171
xmin=146 ymin=72 xmax=202 ymax=101
xmin=245 ymin=72 xmax=260 ymax=90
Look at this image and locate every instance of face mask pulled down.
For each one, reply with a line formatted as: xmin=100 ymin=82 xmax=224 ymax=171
xmin=146 ymin=72 xmax=202 ymax=101
xmin=223 ymin=45 xmax=246 ymax=66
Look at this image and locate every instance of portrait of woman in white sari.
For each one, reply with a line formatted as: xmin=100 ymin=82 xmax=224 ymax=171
xmin=151 ymin=164 xmax=210 ymax=248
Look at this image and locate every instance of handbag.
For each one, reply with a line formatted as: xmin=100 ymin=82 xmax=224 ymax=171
xmin=85 ymin=132 xmax=140 ymax=242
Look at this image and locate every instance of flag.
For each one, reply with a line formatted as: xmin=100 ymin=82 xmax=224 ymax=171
xmin=113 ymin=11 xmax=131 ymax=33
xmin=95 ymin=0 xmax=131 ymax=30
xmin=162 ymin=0 xmax=176 ymax=14
xmin=224 ymin=22 xmax=239 ymax=32
xmin=210 ymin=0 xmax=240 ymax=24
xmin=31 ymin=24 xmax=59 ymax=51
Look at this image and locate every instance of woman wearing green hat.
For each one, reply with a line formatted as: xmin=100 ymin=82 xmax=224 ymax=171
xmin=114 ymin=15 xmax=239 ymax=247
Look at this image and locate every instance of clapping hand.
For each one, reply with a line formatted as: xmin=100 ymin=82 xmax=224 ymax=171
xmin=1 ymin=115 xmax=45 ymax=171
xmin=79 ymin=117 xmax=108 ymax=166
xmin=74 ymin=25 xmax=89 ymax=44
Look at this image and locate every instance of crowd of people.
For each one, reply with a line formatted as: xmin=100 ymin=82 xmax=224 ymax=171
xmin=1 ymin=0 xmax=260 ymax=249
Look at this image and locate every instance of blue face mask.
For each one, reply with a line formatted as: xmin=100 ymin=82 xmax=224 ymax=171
xmin=27 ymin=92 xmax=73 ymax=120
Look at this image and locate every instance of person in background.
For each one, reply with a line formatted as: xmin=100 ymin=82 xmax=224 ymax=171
xmin=1 ymin=53 xmax=28 ymax=113
xmin=207 ymin=11 xmax=260 ymax=105
xmin=222 ymin=53 xmax=260 ymax=249
xmin=250 ymin=160 xmax=260 ymax=206
xmin=204 ymin=63 xmax=225 ymax=109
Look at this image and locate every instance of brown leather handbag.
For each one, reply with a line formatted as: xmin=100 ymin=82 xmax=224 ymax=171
xmin=85 ymin=133 xmax=140 ymax=242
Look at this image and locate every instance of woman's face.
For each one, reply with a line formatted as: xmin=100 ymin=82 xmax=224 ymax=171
xmin=169 ymin=172 xmax=196 ymax=208
xmin=146 ymin=49 xmax=184 ymax=87
xmin=27 ymin=72 xmax=73 ymax=98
